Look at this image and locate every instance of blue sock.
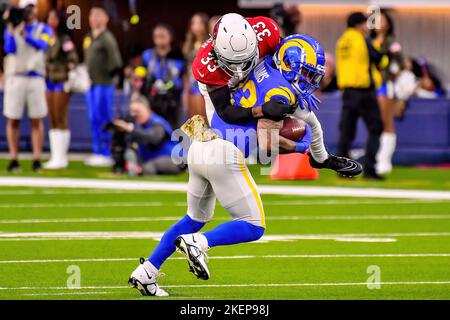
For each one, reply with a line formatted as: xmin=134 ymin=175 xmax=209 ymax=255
xmin=149 ymin=215 xmax=205 ymax=269
xmin=203 ymin=220 xmax=265 ymax=247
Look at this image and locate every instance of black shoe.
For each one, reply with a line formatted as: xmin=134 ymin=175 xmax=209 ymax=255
xmin=32 ymin=160 xmax=42 ymax=172
xmin=6 ymin=160 xmax=20 ymax=172
xmin=364 ymin=172 xmax=385 ymax=181
xmin=308 ymin=152 xmax=363 ymax=177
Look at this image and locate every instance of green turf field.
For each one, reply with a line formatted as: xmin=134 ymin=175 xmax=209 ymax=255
xmin=0 ymin=161 xmax=449 ymax=299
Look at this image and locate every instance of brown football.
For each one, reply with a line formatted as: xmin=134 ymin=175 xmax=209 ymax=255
xmin=279 ymin=116 xmax=307 ymax=141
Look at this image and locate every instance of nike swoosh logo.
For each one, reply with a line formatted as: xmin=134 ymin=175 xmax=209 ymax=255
xmin=143 ymin=268 xmax=153 ymax=280
xmin=339 ymin=162 xmax=359 ymax=172
xmin=197 ymin=69 xmax=205 ymax=78
xmin=270 ymin=21 xmax=278 ymax=31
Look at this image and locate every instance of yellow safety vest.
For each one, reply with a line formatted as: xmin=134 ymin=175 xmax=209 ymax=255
xmin=336 ymin=28 xmax=372 ymax=89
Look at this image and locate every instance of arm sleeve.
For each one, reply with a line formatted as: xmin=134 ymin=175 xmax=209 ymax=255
xmin=129 ymin=123 xmax=167 ymax=148
xmin=4 ymin=29 xmax=17 ymax=54
xmin=208 ymin=86 xmax=253 ymax=124
xmin=25 ymin=24 xmax=52 ymax=51
xmin=104 ymin=34 xmax=123 ymax=74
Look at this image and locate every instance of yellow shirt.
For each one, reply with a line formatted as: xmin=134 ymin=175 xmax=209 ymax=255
xmin=336 ymin=28 xmax=372 ymax=89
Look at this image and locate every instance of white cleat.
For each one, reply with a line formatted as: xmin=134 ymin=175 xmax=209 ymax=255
xmin=175 ymin=233 xmax=210 ymax=280
xmin=128 ymin=258 xmax=169 ymax=297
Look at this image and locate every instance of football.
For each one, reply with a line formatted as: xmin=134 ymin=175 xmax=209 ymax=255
xmin=279 ymin=116 xmax=307 ymax=141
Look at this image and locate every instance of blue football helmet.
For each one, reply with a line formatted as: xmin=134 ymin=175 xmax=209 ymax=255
xmin=273 ymin=34 xmax=326 ymax=98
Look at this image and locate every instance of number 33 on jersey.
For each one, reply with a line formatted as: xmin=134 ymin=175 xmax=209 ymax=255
xmin=192 ymin=16 xmax=281 ymax=87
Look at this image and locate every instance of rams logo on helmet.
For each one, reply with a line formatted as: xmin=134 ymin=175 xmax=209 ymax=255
xmin=274 ymin=34 xmax=326 ymax=96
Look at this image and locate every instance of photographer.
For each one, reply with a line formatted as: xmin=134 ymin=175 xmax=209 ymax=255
xmin=3 ymin=4 xmax=52 ymax=172
xmin=112 ymin=95 xmax=184 ymax=176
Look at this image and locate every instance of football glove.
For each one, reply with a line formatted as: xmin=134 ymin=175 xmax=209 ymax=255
xmin=295 ymin=124 xmax=312 ymax=153
xmin=299 ymin=94 xmax=321 ymax=112
xmin=261 ymin=100 xmax=295 ymax=121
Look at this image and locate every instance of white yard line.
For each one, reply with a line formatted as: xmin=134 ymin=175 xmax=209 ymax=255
xmin=0 ymin=231 xmax=449 ymax=242
xmin=1 ymin=177 xmax=449 ymax=199
xmin=1 ymin=281 xmax=450 ymax=291
xmin=1 ymin=253 xmax=450 ymax=264
xmin=1 ymin=214 xmax=450 ymax=224
xmin=0 ymin=189 xmax=161 ymax=195
xmin=0 ymin=199 xmax=446 ymax=209
xmin=22 ymin=291 xmax=112 ymax=296
xmin=0 ymin=202 xmax=164 ymax=208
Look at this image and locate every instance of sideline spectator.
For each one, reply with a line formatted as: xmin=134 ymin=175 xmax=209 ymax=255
xmin=335 ymin=12 xmax=384 ymax=180
xmin=112 ymin=95 xmax=184 ymax=176
xmin=208 ymin=16 xmax=221 ymax=36
xmin=208 ymin=15 xmax=220 ymax=35
xmin=270 ymin=3 xmax=301 ymax=36
xmin=43 ymin=9 xmax=78 ymax=170
xmin=319 ymin=52 xmax=338 ymax=93
xmin=413 ymin=57 xmax=446 ymax=98
xmin=136 ymin=24 xmax=185 ymax=129
xmin=83 ymin=4 xmax=123 ymax=167
xmin=371 ymin=10 xmax=403 ymax=175
xmin=182 ymin=12 xmax=209 ymax=118
xmin=3 ymin=4 xmax=52 ymax=172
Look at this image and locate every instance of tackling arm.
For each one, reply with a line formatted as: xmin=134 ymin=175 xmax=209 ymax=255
xmin=208 ymin=85 xmax=295 ymax=123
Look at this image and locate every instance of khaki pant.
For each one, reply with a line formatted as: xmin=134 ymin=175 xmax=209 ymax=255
xmin=3 ymin=75 xmax=48 ymax=120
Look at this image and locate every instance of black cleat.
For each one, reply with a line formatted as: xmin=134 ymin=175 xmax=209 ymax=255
xmin=308 ymin=152 xmax=363 ymax=177
xmin=32 ymin=160 xmax=42 ymax=172
xmin=6 ymin=160 xmax=20 ymax=173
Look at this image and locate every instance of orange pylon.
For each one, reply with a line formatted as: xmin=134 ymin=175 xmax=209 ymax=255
xmin=270 ymin=153 xmax=319 ymax=180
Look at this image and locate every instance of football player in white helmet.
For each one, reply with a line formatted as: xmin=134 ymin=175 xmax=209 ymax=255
xmin=192 ymin=13 xmax=293 ymax=124
xmin=211 ymin=13 xmax=259 ymax=85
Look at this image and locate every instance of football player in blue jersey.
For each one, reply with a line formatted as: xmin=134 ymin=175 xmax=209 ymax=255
xmin=212 ymin=34 xmax=363 ymax=176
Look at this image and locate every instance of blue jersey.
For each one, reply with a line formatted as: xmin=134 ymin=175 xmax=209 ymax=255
xmin=210 ymin=57 xmax=298 ymax=157
xmin=142 ymin=49 xmax=185 ymax=90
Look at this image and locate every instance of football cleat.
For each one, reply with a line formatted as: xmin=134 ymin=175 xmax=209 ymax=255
xmin=308 ymin=152 xmax=363 ymax=177
xmin=128 ymin=258 xmax=169 ymax=297
xmin=174 ymin=234 xmax=210 ymax=280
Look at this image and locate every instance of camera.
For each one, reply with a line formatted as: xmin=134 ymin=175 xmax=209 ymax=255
xmin=103 ymin=113 xmax=136 ymax=173
xmin=1 ymin=4 xmax=35 ymax=27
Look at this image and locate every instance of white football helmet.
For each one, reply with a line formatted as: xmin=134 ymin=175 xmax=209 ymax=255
xmin=212 ymin=13 xmax=259 ymax=82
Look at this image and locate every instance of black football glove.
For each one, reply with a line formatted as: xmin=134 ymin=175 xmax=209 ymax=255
xmin=261 ymin=100 xmax=295 ymax=121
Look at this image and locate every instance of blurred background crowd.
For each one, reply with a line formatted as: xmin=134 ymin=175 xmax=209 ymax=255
xmin=0 ymin=0 xmax=449 ymax=178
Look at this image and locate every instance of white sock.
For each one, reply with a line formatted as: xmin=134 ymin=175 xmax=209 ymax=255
xmin=60 ymin=130 xmax=71 ymax=166
xmin=143 ymin=260 xmax=159 ymax=274
xmin=376 ymin=132 xmax=396 ymax=174
xmin=44 ymin=129 xmax=62 ymax=167
xmin=293 ymin=108 xmax=328 ymax=163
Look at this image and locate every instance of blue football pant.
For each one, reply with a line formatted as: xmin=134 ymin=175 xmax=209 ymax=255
xmin=85 ymin=85 xmax=114 ymax=156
